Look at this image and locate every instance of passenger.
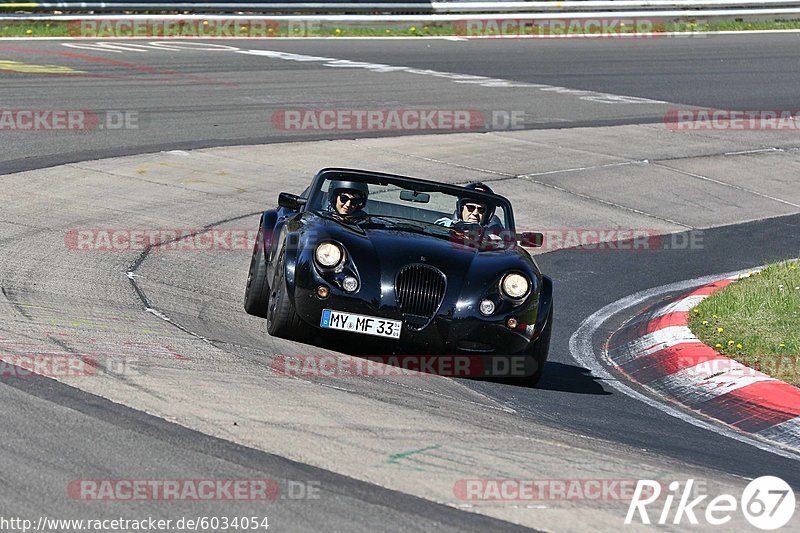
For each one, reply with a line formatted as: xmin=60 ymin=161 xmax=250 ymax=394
xmin=435 ymin=182 xmax=496 ymax=227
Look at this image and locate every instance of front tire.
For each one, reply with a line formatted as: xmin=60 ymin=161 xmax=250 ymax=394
xmin=244 ymin=225 xmax=270 ymax=318
xmin=521 ymin=305 xmax=553 ymax=387
xmin=266 ymin=250 xmax=306 ymax=340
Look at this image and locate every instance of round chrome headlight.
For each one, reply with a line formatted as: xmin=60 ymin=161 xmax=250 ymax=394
xmin=315 ymin=242 xmax=343 ymax=268
xmin=501 ymin=273 xmax=530 ymax=299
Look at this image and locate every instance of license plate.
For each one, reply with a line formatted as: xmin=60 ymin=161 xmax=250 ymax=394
xmin=320 ymin=309 xmax=402 ymax=339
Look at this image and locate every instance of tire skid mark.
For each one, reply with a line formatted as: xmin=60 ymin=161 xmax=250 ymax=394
xmin=125 ymin=210 xmax=263 ymax=344
xmin=2 ymin=286 xmax=34 ymax=320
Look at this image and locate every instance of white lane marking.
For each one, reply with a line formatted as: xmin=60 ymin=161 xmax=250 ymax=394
xmin=236 ymin=48 xmax=669 ymax=103
xmin=568 ymin=268 xmax=800 ymax=461
xmin=237 ymin=49 xmax=532 ymax=88
xmin=129 ymin=271 xmax=215 ymax=345
xmin=649 ymin=367 xmax=776 ymax=405
xmin=519 ymin=160 xmax=641 ymax=178
xmin=652 ymin=294 xmax=707 ymax=316
xmin=732 ymin=269 xmax=763 ymax=278
xmin=62 ymin=42 xmax=136 ymax=53
xmin=62 ymin=41 xmax=240 ymax=53
xmin=145 ymin=306 xmax=214 ymax=344
xmin=724 ymin=147 xmax=783 ymax=156
xmin=611 ymin=325 xmax=697 ymax=364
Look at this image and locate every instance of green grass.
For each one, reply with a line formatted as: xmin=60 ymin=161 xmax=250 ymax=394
xmin=1 ymin=21 xmax=69 ymax=37
xmin=689 ymin=260 xmax=800 ymax=386
xmin=5 ymin=18 xmax=800 ymax=38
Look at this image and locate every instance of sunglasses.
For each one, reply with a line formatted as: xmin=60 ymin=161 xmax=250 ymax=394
xmin=463 ymin=203 xmax=486 ymax=215
xmin=338 ymin=193 xmax=364 ymax=206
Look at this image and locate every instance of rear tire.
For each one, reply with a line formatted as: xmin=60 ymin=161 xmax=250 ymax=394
xmin=243 ymin=225 xmax=270 ymax=318
xmin=266 ymin=250 xmax=306 ymax=340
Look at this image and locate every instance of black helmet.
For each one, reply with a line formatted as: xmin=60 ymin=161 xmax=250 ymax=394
xmin=464 ymin=182 xmax=494 ymax=195
xmin=456 ymin=182 xmax=496 ymax=225
xmin=328 ymin=180 xmax=369 ymax=209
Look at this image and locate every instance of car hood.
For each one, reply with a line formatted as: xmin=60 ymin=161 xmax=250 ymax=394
xmin=298 ymin=213 xmax=538 ymax=297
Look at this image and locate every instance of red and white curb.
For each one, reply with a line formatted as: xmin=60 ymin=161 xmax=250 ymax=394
xmin=606 ymin=273 xmax=800 ymax=452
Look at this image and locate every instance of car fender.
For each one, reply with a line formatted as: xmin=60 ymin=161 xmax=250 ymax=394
xmin=258 ymin=210 xmax=279 ymax=261
xmin=534 ymin=275 xmax=553 ymax=337
xmin=269 ymin=214 xmax=304 ymax=309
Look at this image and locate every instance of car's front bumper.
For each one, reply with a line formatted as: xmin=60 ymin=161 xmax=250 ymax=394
xmin=292 ymin=285 xmax=538 ymax=355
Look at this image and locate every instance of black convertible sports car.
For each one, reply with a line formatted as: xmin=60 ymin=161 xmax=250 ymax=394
xmin=244 ymin=168 xmax=553 ymax=385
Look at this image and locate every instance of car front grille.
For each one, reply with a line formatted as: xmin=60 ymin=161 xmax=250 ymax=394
xmin=395 ymin=264 xmax=446 ymax=331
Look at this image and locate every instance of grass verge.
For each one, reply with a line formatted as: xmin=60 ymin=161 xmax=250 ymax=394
xmin=689 ymin=260 xmax=800 ymax=386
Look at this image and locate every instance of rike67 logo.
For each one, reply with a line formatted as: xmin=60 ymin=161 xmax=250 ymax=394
xmin=626 ymin=477 xmax=796 ymax=529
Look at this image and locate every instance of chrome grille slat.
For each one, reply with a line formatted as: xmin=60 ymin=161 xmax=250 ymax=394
xmin=395 ymin=264 xmax=446 ymax=331
xmin=427 ymin=269 xmax=433 ymax=314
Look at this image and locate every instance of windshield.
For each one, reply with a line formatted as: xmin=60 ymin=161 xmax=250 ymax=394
xmin=308 ymin=173 xmax=511 ymax=232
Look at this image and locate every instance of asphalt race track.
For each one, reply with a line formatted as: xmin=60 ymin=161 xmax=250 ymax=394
xmin=3 ymin=33 xmax=800 ymax=171
xmin=1 ymin=34 xmax=800 ymax=531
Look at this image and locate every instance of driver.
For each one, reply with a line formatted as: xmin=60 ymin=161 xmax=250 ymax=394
xmin=435 ymin=182 xmax=496 ymax=227
xmin=327 ymin=180 xmax=369 ymax=221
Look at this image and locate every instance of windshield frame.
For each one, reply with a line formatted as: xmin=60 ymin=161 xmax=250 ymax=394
xmin=305 ymin=168 xmax=516 ymax=233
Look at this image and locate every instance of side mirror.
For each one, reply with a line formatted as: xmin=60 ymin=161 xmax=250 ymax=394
xmin=519 ymin=231 xmax=544 ymax=248
xmin=278 ymin=192 xmax=306 ymax=211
